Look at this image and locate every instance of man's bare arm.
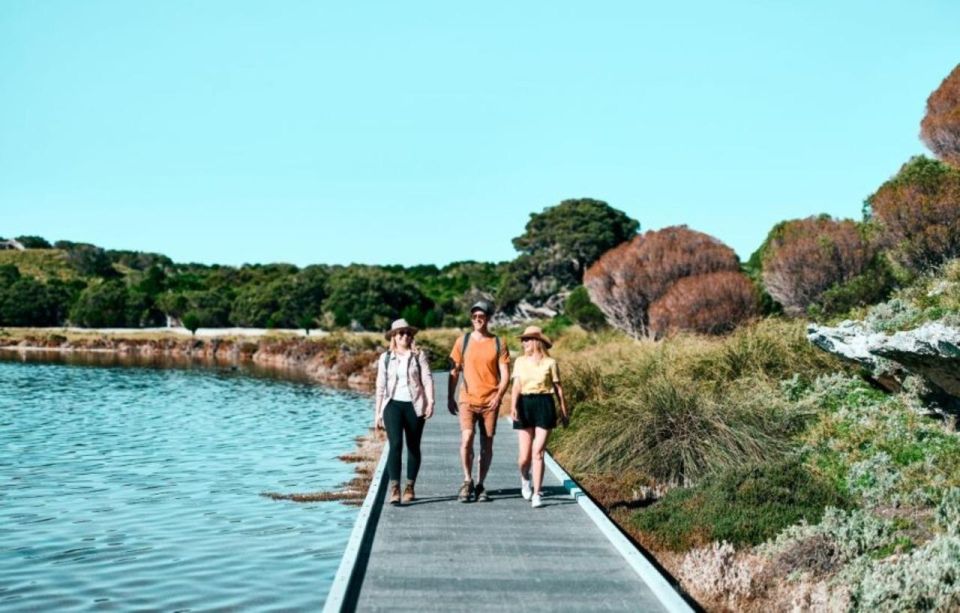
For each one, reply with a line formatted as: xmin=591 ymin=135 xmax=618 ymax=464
xmin=447 ymin=365 xmax=460 ymax=414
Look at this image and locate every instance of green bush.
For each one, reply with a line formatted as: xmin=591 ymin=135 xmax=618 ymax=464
xmin=68 ymin=280 xmax=129 ymax=327
xmin=633 ymin=459 xmax=849 ymax=551
xmin=813 ymin=256 xmax=898 ymax=318
xmin=564 ymin=286 xmax=607 ymax=330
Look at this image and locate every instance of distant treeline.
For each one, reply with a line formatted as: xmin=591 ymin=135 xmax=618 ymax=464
xmin=0 ymin=199 xmax=638 ymax=331
xmin=4 ymin=63 xmax=960 ymax=333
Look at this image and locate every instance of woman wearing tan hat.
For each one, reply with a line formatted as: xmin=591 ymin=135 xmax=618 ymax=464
xmin=509 ymin=326 xmax=569 ymax=508
xmin=375 ymin=318 xmax=435 ymax=505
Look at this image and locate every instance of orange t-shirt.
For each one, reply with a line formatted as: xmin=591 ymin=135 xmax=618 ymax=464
xmin=449 ymin=333 xmax=510 ymax=406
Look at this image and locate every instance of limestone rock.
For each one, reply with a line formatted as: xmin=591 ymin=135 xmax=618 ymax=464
xmin=808 ymin=321 xmax=960 ymax=399
xmin=871 ymin=322 xmax=960 ymax=397
xmin=806 ymin=321 xmax=905 ymax=392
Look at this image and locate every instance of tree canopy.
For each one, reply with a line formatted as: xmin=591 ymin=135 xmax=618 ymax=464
xmin=867 ymin=156 xmax=960 ymax=272
xmin=584 ymin=226 xmax=751 ymax=338
xmin=511 ymin=198 xmax=639 ymax=296
xmin=921 ymin=63 xmax=960 ymax=168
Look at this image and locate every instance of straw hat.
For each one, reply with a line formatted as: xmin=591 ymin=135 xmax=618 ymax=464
xmin=385 ymin=318 xmax=419 ymax=340
xmin=519 ymin=325 xmax=552 ymax=349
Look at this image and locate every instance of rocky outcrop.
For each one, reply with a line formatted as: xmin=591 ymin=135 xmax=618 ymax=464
xmin=808 ymin=321 xmax=960 ymax=405
xmin=870 ymin=323 xmax=960 ymax=398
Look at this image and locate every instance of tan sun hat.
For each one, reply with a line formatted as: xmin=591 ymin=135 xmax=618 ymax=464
xmin=385 ymin=318 xmax=419 ymax=340
xmin=519 ymin=325 xmax=552 ymax=349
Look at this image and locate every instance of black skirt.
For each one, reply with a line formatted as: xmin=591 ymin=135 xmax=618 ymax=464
xmin=512 ymin=393 xmax=557 ymax=430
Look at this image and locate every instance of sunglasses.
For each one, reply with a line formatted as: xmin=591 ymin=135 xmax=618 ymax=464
xmin=471 ymin=313 xmax=487 ymax=321
xmin=397 ymin=330 xmax=414 ymax=338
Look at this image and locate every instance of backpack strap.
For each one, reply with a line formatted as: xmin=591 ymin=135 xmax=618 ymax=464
xmin=461 ymin=333 xmax=471 ymax=393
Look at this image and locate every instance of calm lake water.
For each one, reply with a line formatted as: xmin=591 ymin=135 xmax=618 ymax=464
xmin=0 ymin=354 xmax=370 ymax=611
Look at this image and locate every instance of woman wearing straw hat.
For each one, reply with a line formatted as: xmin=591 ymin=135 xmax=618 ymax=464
xmin=375 ymin=318 xmax=435 ymax=505
xmin=510 ymin=326 xmax=569 ymax=508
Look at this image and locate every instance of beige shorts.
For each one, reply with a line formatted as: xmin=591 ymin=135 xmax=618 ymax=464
xmin=458 ymin=402 xmax=498 ymax=438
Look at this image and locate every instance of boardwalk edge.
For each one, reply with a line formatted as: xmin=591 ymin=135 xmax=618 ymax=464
xmin=322 ymin=441 xmax=390 ymax=613
xmin=544 ymin=452 xmax=694 ymax=613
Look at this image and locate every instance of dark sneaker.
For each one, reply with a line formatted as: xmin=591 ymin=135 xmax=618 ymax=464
xmin=457 ymin=479 xmax=474 ymax=503
xmin=475 ymin=483 xmax=490 ymax=502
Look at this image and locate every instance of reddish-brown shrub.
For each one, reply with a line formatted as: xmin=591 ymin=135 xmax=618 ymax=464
xmin=760 ymin=216 xmax=875 ymax=316
xmin=921 ymin=63 xmax=960 ymax=168
xmin=584 ymin=226 xmax=743 ymax=338
xmin=649 ymin=271 xmax=759 ymax=336
xmin=868 ymin=156 xmax=960 ymax=272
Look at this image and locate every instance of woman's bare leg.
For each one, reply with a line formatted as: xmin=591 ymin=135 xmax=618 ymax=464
xmin=517 ymin=427 xmax=534 ymax=480
xmin=532 ymin=427 xmax=550 ymax=495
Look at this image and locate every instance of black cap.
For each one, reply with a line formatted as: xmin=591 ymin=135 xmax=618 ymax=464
xmin=469 ymin=300 xmax=495 ymax=316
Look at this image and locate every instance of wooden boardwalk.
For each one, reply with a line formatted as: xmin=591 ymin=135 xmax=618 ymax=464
xmin=340 ymin=374 xmax=685 ymax=612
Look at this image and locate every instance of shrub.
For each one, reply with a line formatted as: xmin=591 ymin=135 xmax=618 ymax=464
xmin=799 ymin=374 xmax=960 ymax=507
xmin=814 ymin=255 xmax=897 ymax=317
xmin=648 ymin=271 xmax=758 ymax=336
xmin=584 ymin=226 xmax=743 ymax=338
xmin=761 ymin=508 xmax=899 ymax=575
xmin=632 ymin=459 xmax=848 ymax=551
xmin=68 ymin=280 xmax=129 ymax=327
xmin=867 ymin=156 xmax=960 ymax=272
xmin=760 ymin=216 xmax=878 ymax=316
xmin=920 ymin=63 xmax=960 ymax=168
xmin=937 ymin=488 xmax=960 ymax=536
xmin=549 ymin=319 xmax=841 ymax=488
xmin=855 ymin=535 xmax=960 ymax=611
xmin=182 ymin=312 xmax=201 ymax=335
xmin=564 ymin=286 xmax=608 ymax=331
xmin=862 ymin=258 xmax=960 ymax=331
xmin=14 ymin=235 xmax=52 ymax=249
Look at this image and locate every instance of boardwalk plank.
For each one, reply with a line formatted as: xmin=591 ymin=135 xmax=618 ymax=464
xmin=352 ymin=373 xmax=669 ymax=612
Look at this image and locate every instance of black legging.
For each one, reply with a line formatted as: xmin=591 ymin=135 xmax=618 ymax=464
xmin=383 ymin=400 xmax=426 ymax=482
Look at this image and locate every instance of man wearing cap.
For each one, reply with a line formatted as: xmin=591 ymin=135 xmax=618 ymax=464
xmin=448 ymin=299 xmax=510 ymax=502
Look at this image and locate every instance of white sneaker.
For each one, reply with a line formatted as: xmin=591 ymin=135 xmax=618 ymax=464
xmin=531 ymin=493 xmax=543 ymax=508
xmin=521 ymin=478 xmax=532 ymax=500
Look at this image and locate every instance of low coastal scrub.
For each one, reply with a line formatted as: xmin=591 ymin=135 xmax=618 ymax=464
xmin=550 ymin=318 xmax=843 ymax=489
xmin=633 ymin=459 xmax=848 ymax=551
xmin=550 ymin=303 xmax=960 ymax=610
xmin=860 ymin=258 xmax=960 ymax=332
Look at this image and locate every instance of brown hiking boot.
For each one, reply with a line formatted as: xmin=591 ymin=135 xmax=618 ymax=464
xmin=389 ymin=481 xmax=401 ymax=505
xmin=402 ymin=482 xmax=415 ymax=503
xmin=457 ymin=479 xmax=474 ymax=503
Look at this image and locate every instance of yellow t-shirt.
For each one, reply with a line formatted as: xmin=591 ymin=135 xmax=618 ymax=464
xmin=512 ymin=355 xmax=560 ymax=394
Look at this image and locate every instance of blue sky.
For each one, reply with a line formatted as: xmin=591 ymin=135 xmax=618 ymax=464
xmin=1 ymin=1 xmax=958 ymax=267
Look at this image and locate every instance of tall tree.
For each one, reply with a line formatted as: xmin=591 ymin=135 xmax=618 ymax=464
xmin=507 ymin=198 xmax=639 ymax=307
